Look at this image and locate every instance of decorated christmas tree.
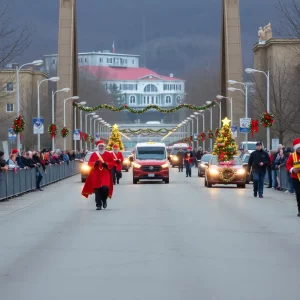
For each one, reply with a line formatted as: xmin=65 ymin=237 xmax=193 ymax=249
xmin=107 ymin=124 xmax=125 ymax=151
xmin=212 ymin=117 xmax=238 ymax=162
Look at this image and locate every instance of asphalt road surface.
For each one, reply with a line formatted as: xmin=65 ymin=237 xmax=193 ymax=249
xmin=1 ymin=167 xmax=300 ymax=300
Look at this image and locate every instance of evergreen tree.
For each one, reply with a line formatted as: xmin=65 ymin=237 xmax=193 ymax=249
xmin=212 ymin=117 xmax=238 ymax=162
xmin=107 ymin=124 xmax=125 ymax=151
xmin=109 ymin=83 xmax=123 ymax=106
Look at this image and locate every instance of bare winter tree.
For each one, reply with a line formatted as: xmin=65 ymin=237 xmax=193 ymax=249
xmin=250 ymin=58 xmax=300 ymax=145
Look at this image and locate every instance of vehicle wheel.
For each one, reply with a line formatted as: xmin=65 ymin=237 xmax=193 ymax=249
xmin=81 ymin=177 xmax=86 ymax=183
xmin=198 ymin=171 xmax=201 ymax=177
xmin=164 ymin=178 xmax=169 ymax=184
xmin=238 ymin=184 xmax=246 ymax=189
xmin=172 ymin=165 xmax=174 ymax=168
xmin=207 ymin=181 xmax=212 ymax=188
xmin=133 ymin=178 xmax=138 ymax=184
xmin=126 ymin=169 xmax=129 ymax=172
xmin=204 ymin=179 xmax=207 ymax=187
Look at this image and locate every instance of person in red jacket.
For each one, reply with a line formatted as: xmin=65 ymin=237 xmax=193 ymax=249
xmin=82 ymin=140 xmax=114 ymax=210
xmin=111 ymin=145 xmax=124 ymax=185
xmin=286 ymin=138 xmax=300 ymax=217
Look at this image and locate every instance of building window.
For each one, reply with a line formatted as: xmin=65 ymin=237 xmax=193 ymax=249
xmin=176 ymin=96 xmax=181 ymax=103
xmin=143 ymin=96 xmax=146 ymax=104
xmin=52 ymin=58 xmax=56 ymax=65
xmin=99 ymin=57 xmax=103 ymax=63
xmin=165 ymin=95 xmax=172 ymax=104
xmin=129 ymin=96 xmax=136 ymax=104
xmin=6 ymin=103 xmax=14 ymax=112
xmin=144 ymin=84 xmax=158 ymax=92
xmin=6 ymin=82 xmax=13 ymax=92
xmin=132 ymin=59 xmax=134 ymax=64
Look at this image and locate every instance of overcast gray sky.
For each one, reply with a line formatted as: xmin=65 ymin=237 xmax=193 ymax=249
xmin=3 ymin=0 xmax=279 ymax=74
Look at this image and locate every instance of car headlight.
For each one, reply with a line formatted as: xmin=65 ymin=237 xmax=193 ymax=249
xmin=81 ymin=164 xmax=90 ymax=172
xmin=236 ymin=168 xmax=246 ymax=175
xmin=161 ymin=163 xmax=169 ymax=168
xmin=133 ymin=163 xmax=141 ymax=169
xmin=209 ymin=168 xmax=219 ymax=175
xmin=200 ymin=163 xmax=207 ymax=168
xmin=173 ymin=157 xmax=178 ymax=161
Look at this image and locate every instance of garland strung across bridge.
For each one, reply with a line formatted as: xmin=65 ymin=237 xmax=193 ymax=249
xmin=120 ymin=128 xmax=172 ymax=134
xmin=73 ymin=102 xmax=215 ymax=114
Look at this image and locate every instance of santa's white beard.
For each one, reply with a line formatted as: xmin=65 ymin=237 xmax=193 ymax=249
xmin=98 ymin=149 xmax=105 ymax=155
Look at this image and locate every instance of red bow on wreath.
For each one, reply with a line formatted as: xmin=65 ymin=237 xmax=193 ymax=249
xmin=199 ymin=132 xmax=206 ymax=142
xmin=250 ymin=119 xmax=259 ymax=138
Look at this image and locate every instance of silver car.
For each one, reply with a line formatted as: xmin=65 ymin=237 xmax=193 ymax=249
xmin=197 ymin=154 xmax=212 ymax=177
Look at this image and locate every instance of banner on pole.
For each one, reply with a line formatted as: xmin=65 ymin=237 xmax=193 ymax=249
xmin=95 ymin=133 xmax=100 ymax=141
xmin=73 ymin=129 xmax=81 ymax=141
xmin=32 ymin=118 xmax=44 ymax=134
xmin=193 ymin=133 xmax=198 ymax=141
xmin=8 ymin=128 xmax=16 ymax=140
xmin=272 ymin=138 xmax=279 ymax=150
xmin=239 ymin=118 xmax=251 ymax=133
xmin=231 ymin=126 xmax=238 ymax=138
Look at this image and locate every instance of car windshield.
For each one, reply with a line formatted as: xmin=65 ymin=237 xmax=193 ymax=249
xmin=201 ymin=154 xmax=212 ymax=162
xmin=210 ymin=156 xmax=241 ymax=166
xmin=136 ymin=147 xmax=166 ymax=160
xmin=84 ymin=152 xmax=92 ymax=162
xmin=171 ymin=148 xmax=187 ymax=155
xmin=240 ymin=143 xmax=257 ymax=150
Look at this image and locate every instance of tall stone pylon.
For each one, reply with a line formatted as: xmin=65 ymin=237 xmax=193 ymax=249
xmin=56 ymin=0 xmax=79 ymax=150
xmin=220 ymin=0 xmax=244 ymax=139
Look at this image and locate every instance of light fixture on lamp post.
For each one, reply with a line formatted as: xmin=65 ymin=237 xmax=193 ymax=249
xmin=63 ymin=96 xmax=79 ymax=150
xmin=51 ymin=87 xmax=70 ymax=151
xmin=245 ymin=67 xmax=270 ymax=150
xmin=74 ymin=101 xmax=86 ymax=151
xmin=84 ymin=112 xmax=95 ymax=150
xmin=216 ymin=95 xmax=233 ymax=123
xmin=194 ymin=111 xmax=205 ymax=150
xmin=190 ymin=115 xmax=198 ymax=149
xmin=36 ymin=76 xmax=60 ymax=151
xmin=16 ymin=59 xmax=44 ymax=152
xmin=228 ymin=82 xmax=249 ymax=150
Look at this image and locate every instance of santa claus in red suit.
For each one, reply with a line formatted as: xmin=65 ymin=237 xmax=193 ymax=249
xmin=111 ymin=145 xmax=124 ymax=185
xmin=286 ymin=138 xmax=300 ymax=217
xmin=81 ymin=140 xmax=114 ymax=210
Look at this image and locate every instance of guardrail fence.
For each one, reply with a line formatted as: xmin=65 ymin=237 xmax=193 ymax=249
xmin=0 ymin=161 xmax=81 ymax=201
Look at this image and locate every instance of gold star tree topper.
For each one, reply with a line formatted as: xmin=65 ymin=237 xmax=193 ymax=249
xmin=113 ymin=124 xmax=118 ymax=130
xmin=222 ymin=117 xmax=231 ymax=126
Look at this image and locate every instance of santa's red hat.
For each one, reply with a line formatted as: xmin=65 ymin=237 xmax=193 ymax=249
xmin=96 ymin=140 xmax=105 ymax=146
xmin=293 ymin=138 xmax=300 ymax=151
xmin=113 ymin=145 xmax=119 ymax=149
xmin=11 ymin=149 xmax=18 ymax=154
xmin=188 ymin=146 xmax=192 ymax=150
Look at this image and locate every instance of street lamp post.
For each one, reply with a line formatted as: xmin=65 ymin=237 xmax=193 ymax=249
xmin=74 ymin=101 xmax=86 ymax=151
xmin=16 ymin=60 xmax=44 ymax=152
xmin=37 ymin=76 xmax=60 ymax=151
xmin=228 ymin=80 xmax=249 ymax=150
xmin=216 ymin=95 xmax=233 ymax=124
xmin=94 ymin=117 xmax=102 ymax=138
xmin=187 ymin=117 xmax=193 ymax=146
xmin=191 ymin=115 xmax=199 ymax=149
xmin=51 ymin=87 xmax=70 ymax=151
xmin=63 ymin=96 xmax=79 ymax=150
xmin=214 ymin=101 xmax=222 ymax=127
xmin=245 ymin=68 xmax=270 ymax=150
xmin=84 ymin=112 xmax=95 ymax=150
xmin=195 ymin=112 xmax=205 ymax=150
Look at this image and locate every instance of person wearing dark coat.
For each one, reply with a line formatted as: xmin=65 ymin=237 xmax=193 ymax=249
xmin=248 ymin=142 xmax=270 ymax=198
xmin=177 ymin=149 xmax=184 ymax=172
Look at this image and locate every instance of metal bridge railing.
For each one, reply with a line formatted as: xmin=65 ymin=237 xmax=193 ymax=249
xmin=0 ymin=161 xmax=81 ymax=201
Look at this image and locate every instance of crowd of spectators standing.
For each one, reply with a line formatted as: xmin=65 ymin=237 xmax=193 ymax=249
xmin=0 ymin=149 xmax=88 ymax=193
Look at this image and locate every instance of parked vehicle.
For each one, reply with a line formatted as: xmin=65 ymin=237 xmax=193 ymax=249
xmin=130 ymin=142 xmax=169 ymax=184
xmin=241 ymin=153 xmax=253 ymax=183
xmin=239 ymin=142 xmax=264 ymax=154
xmin=204 ymin=155 xmax=247 ymax=188
xmin=197 ymin=154 xmax=212 ymax=177
xmin=169 ymin=143 xmax=188 ymax=167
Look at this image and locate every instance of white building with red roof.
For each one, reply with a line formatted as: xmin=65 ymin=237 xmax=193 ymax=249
xmin=44 ymin=50 xmax=185 ymax=108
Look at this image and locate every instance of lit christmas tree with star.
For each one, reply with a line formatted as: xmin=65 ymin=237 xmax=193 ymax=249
xmin=212 ymin=117 xmax=238 ymax=162
xmin=107 ymin=124 xmax=125 ymax=151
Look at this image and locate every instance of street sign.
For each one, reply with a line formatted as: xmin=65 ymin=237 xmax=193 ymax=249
xmin=231 ymin=126 xmax=238 ymax=138
xmin=193 ymin=133 xmax=198 ymax=141
xmin=239 ymin=118 xmax=251 ymax=133
xmin=8 ymin=128 xmax=16 ymax=140
xmin=272 ymin=138 xmax=280 ymax=150
xmin=73 ymin=129 xmax=81 ymax=141
xmin=32 ymin=118 xmax=44 ymax=134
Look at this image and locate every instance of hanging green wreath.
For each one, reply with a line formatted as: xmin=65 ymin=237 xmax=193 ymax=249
xmin=48 ymin=123 xmax=58 ymax=139
xmin=260 ymin=112 xmax=274 ymax=127
xmin=12 ymin=115 xmax=26 ymax=135
xmin=207 ymin=130 xmax=214 ymax=139
xmin=61 ymin=127 xmax=69 ymax=138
